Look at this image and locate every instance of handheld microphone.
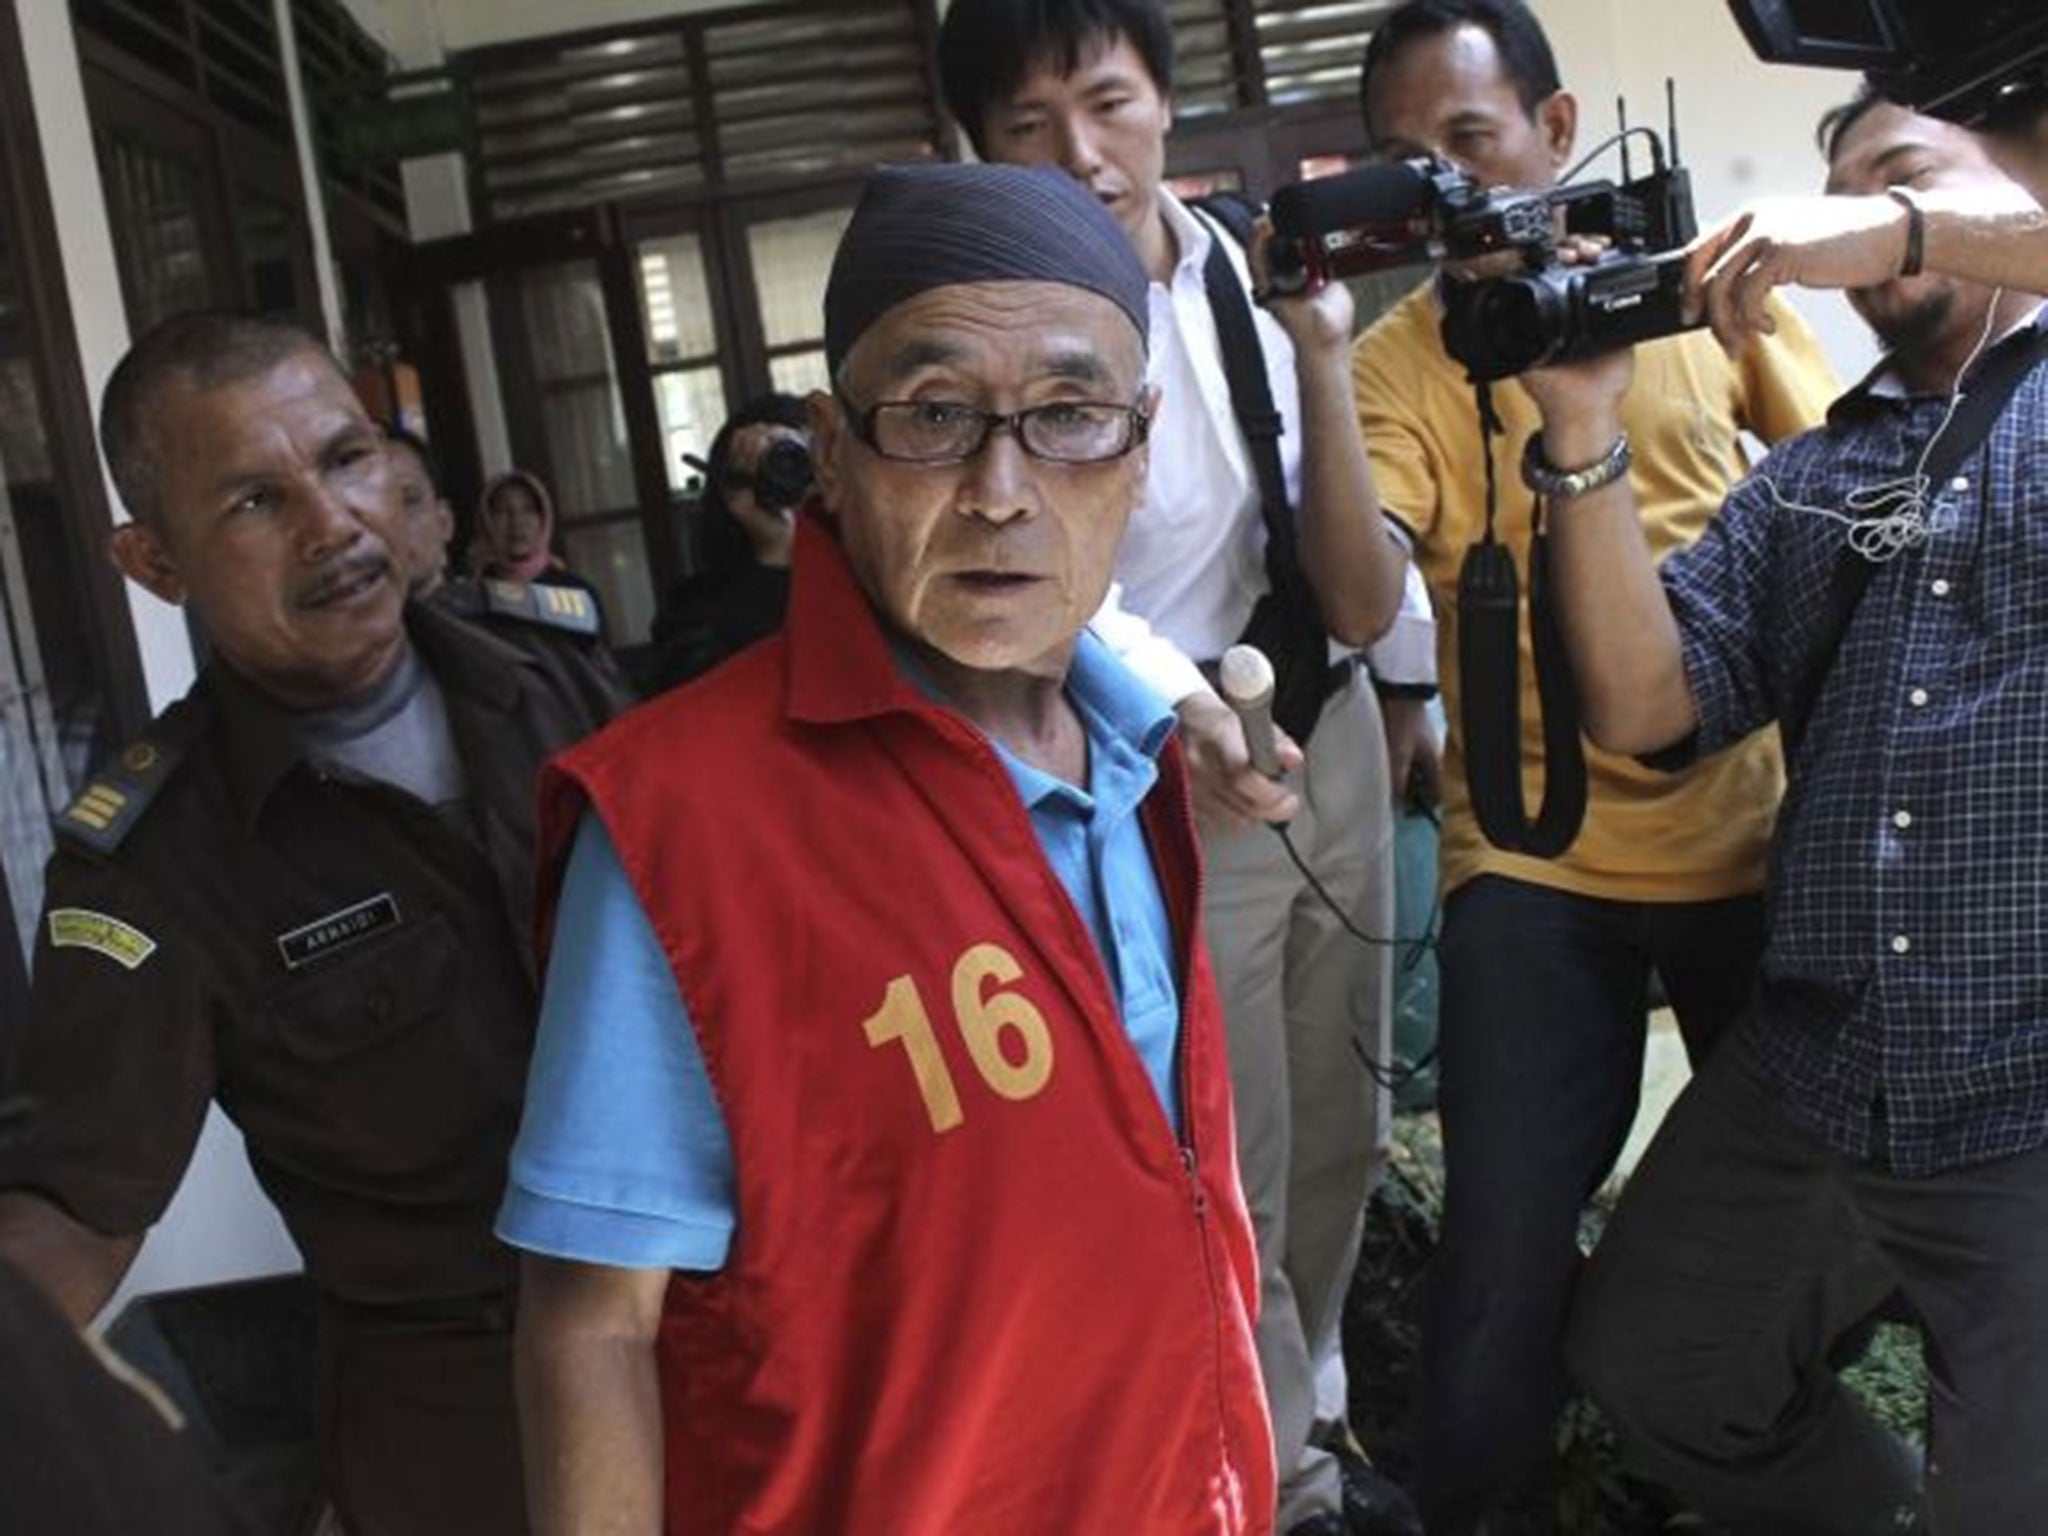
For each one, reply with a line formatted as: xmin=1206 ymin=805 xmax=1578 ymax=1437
xmin=1219 ymin=644 xmax=1285 ymax=781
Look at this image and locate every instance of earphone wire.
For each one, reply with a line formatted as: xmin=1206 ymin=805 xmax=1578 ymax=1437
xmin=1752 ymin=288 xmax=2008 ymax=561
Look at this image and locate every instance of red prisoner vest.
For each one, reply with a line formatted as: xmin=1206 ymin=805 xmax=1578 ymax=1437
xmin=536 ymin=518 xmax=1275 ymax=1535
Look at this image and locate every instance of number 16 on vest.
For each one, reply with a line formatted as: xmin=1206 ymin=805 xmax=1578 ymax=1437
xmin=862 ymin=943 xmax=1055 ymax=1132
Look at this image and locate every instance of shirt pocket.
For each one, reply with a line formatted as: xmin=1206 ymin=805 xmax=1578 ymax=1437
xmin=253 ymin=910 xmax=515 ymax=1186
xmin=263 ymin=911 xmax=461 ymax=1067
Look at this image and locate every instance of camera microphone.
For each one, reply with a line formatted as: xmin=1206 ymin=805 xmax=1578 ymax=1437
xmin=1268 ymin=158 xmax=1438 ymax=243
xmin=1219 ymin=644 xmax=1285 ymax=781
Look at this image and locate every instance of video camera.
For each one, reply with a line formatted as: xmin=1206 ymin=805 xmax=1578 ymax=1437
xmin=1727 ymin=0 xmax=2048 ymax=127
xmin=1268 ymin=107 xmax=1698 ymax=383
xmin=748 ymin=437 xmax=814 ymax=514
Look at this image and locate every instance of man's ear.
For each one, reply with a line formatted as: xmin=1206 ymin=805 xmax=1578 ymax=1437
xmin=1537 ymin=89 xmax=1578 ymax=172
xmin=805 ymin=389 xmax=845 ymax=518
xmin=109 ymin=521 xmax=187 ymax=605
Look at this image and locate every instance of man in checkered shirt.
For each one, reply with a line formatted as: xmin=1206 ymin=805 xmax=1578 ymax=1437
xmin=1521 ymin=96 xmax=2048 ymax=1533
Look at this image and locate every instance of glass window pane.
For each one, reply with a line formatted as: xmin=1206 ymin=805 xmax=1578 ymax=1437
xmin=635 ymin=234 xmax=719 ymax=364
xmin=768 ymin=350 xmax=829 ymax=399
xmin=561 ymin=521 xmax=657 ymax=650
xmin=95 ymin=130 xmax=222 ymax=330
xmin=519 ymin=259 xmax=615 ymax=380
xmin=0 ymin=231 xmax=109 ymax=964
xmin=537 ymin=383 xmax=636 ymax=517
xmin=232 ymin=185 xmax=303 ymax=318
xmin=747 ymin=205 xmax=851 ymax=351
xmin=652 ymin=367 xmax=729 ymax=494
xmin=515 ymin=261 xmax=638 ymax=517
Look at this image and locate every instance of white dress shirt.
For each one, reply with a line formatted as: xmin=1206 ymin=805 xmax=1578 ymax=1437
xmin=1091 ymin=190 xmax=1435 ymax=707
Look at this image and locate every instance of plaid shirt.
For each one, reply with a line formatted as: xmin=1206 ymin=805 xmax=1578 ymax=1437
xmin=1661 ymin=313 xmax=2048 ymax=1176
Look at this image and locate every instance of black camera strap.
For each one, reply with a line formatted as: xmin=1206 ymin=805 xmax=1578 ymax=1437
xmin=1780 ymin=318 xmax=2048 ymax=762
xmin=1192 ymin=197 xmax=1334 ymax=744
xmin=1457 ymin=380 xmax=1588 ymax=858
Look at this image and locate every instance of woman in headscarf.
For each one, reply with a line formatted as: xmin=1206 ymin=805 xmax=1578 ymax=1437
xmin=472 ymin=469 xmax=605 ymax=624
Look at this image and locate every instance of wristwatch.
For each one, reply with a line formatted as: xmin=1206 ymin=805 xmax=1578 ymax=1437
xmin=1520 ymin=430 xmax=1633 ymax=500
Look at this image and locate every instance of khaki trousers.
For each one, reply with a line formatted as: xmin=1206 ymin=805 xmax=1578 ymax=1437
xmin=1201 ymin=672 xmax=1395 ymax=1530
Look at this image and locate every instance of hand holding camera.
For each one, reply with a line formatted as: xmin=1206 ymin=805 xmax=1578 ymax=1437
xmin=1266 ymin=102 xmax=1701 ymax=383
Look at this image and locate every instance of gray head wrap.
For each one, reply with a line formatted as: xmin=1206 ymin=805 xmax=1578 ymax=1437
xmin=824 ymin=162 xmax=1150 ymax=377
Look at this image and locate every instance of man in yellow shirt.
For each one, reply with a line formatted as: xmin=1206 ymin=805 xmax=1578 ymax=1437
xmin=1348 ymin=3 xmax=1840 ymax=1530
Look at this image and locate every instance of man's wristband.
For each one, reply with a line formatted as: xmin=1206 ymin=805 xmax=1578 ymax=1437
xmin=1520 ymin=430 xmax=1632 ymax=501
xmin=1888 ymin=186 xmax=1925 ymax=279
xmin=1371 ymin=678 xmax=1438 ymax=702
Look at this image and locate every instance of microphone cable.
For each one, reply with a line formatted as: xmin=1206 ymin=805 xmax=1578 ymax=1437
xmin=1268 ymin=811 xmax=1442 ymax=1092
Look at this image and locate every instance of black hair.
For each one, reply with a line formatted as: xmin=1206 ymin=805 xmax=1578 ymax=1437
xmin=382 ymin=423 xmax=442 ymax=493
xmin=100 ymin=309 xmax=333 ymax=527
xmin=1984 ymin=83 xmax=2048 ymax=142
xmin=937 ymin=0 xmax=1174 ymax=160
xmin=1815 ymin=86 xmax=1892 ymax=162
xmin=696 ymin=392 xmax=811 ymax=579
xmin=1359 ymin=0 xmax=1562 ymax=131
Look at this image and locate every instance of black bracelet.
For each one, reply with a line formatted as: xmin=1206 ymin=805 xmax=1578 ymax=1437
xmin=1371 ymin=679 xmax=1438 ymax=702
xmin=1888 ymin=186 xmax=1925 ymax=279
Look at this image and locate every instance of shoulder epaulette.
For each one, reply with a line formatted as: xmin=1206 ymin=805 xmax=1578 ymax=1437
xmin=431 ymin=576 xmax=489 ymax=620
xmin=479 ymin=578 xmax=602 ymax=638
xmin=53 ymin=695 xmax=209 ymax=859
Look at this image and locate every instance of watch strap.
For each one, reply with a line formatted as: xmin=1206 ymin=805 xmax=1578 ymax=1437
xmin=1520 ymin=430 xmax=1632 ymax=501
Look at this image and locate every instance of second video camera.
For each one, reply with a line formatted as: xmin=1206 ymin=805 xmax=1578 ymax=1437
xmin=1268 ymin=126 xmax=1699 ymax=383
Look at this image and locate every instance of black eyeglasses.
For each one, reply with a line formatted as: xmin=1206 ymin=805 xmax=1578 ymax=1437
xmin=847 ymin=398 xmax=1152 ymax=465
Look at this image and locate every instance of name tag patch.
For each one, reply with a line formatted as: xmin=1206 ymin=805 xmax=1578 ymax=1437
xmin=48 ymin=908 xmax=158 ymax=971
xmin=276 ymin=893 xmax=401 ymax=971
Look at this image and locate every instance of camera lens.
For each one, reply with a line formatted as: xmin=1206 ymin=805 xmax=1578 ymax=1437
xmin=753 ymin=437 xmax=814 ymax=512
xmin=1442 ymin=272 xmax=1571 ymax=381
xmin=1473 ymin=276 xmax=1567 ymax=375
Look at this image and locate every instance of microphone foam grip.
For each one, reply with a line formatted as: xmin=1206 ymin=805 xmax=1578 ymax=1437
xmin=1268 ymin=159 xmax=1435 ymax=241
xmin=1219 ymin=644 xmax=1284 ymax=781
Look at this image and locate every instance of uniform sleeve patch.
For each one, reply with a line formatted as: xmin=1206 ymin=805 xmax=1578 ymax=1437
xmin=48 ymin=908 xmax=158 ymax=970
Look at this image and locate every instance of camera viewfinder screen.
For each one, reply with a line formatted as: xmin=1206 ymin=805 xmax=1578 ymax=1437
xmin=1782 ymin=0 xmax=1889 ymax=46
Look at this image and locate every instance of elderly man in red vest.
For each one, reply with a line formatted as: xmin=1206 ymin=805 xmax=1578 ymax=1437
xmin=497 ymin=162 xmax=1276 ymax=1536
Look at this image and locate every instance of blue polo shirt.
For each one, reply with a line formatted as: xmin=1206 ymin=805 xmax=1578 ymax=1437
xmin=498 ymin=633 xmax=1182 ymax=1272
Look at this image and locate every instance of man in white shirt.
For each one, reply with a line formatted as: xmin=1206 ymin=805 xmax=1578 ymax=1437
xmin=938 ymin=5 xmax=1428 ymax=1532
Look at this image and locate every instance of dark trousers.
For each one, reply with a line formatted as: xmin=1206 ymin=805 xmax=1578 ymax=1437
xmin=1566 ymin=1036 xmax=2048 ymax=1536
xmin=1416 ymin=876 xmax=1765 ymax=1533
xmin=316 ymin=1301 xmax=528 ymax=1536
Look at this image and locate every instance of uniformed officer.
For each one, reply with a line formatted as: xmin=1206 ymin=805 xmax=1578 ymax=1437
xmin=385 ymin=423 xmax=635 ymax=712
xmin=0 ymin=310 xmax=621 ymax=1536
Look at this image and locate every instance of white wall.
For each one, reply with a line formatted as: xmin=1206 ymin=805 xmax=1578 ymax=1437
xmin=1536 ymin=0 xmax=1880 ymax=381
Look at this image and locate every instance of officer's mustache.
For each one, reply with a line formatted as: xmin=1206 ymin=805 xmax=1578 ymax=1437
xmin=298 ymin=551 xmax=392 ymax=608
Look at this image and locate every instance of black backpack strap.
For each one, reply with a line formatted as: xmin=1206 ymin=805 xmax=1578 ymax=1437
xmin=1189 ymin=190 xmax=1258 ymax=249
xmin=1779 ymin=320 xmax=2048 ymax=762
xmin=1196 ymin=211 xmax=1295 ymax=567
xmin=1192 ymin=202 xmax=1333 ymax=742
